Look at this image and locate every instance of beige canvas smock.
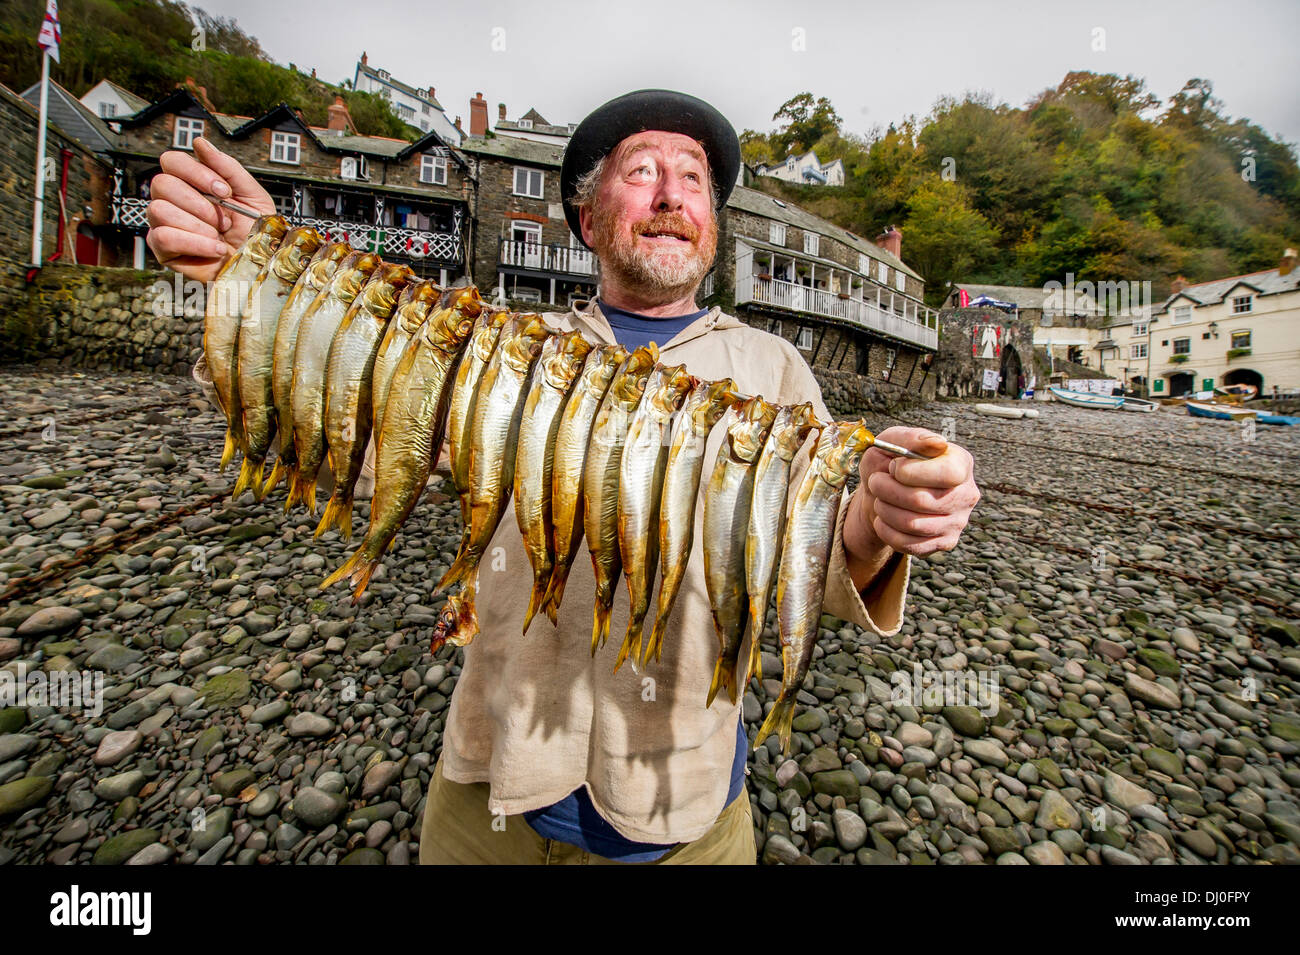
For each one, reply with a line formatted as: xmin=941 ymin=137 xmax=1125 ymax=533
xmin=195 ymin=298 xmax=910 ymax=845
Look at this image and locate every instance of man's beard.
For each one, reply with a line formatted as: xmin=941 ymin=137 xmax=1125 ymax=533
xmin=591 ymin=206 xmax=718 ymax=302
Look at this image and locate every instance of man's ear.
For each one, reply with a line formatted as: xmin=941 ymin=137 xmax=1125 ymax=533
xmin=579 ymin=206 xmax=594 ymax=248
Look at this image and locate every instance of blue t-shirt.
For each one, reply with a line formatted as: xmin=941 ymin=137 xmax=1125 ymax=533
xmin=522 ymin=298 xmax=748 ymax=863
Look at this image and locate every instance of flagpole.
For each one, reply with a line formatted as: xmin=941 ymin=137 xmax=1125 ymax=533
xmin=30 ymin=49 xmax=51 ymax=268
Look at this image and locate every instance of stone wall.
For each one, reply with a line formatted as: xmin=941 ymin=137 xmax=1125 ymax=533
xmin=813 ymin=367 xmax=926 ymax=418
xmin=0 ymin=84 xmax=112 ymax=261
xmin=0 ymin=257 xmax=197 ymax=375
xmin=932 ymin=306 xmax=1036 ymax=398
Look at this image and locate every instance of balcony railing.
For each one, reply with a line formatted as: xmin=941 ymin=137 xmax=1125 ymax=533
xmin=736 ymin=273 xmax=939 ymax=350
xmin=300 ymin=216 xmax=462 ymax=264
xmin=111 ymin=195 xmax=149 ymax=229
xmin=499 ymin=239 xmax=596 ymax=276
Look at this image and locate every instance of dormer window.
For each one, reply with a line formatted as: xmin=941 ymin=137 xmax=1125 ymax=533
xmin=174 ymin=116 xmax=204 ymax=149
xmin=271 ymin=131 xmax=301 ymax=165
xmin=1231 ymin=294 xmax=1252 ymax=314
xmin=377 ymin=69 xmax=390 ymax=81
xmin=420 ymin=154 xmax=447 ymax=185
xmin=518 ymin=119 xmax=533 ymax=129
xmin=1172 ymin=305 xmax=1191 ymax=324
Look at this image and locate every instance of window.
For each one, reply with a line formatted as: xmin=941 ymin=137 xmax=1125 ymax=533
xmin=769 ymin=222 xmax=786 ymax=246
xmin=797 ymin=327 xmax=814 ymax=350
xmin=270 ymin=132 xmax=300 ymax=165
xmin=377 ymin=69 xmax=390 ymax=81
xmin=803 ymin=233 xmax=819 ymax=256
xmin=518 ymin=119 xmax=533 ymax=129
xmin=422 ymin=103 xmax=430 ymax=114
xmin=770 ymin=319 xmax=783 ymax=338
xmin=513 ymin=167 xmax=544 ymax=198
xmin=1133 ymin=321 xmax=1148 ymax=335
xmin=340 ymin=156 xmax=369 ymax=180
xmin=1231 ymin=329 xmax=1251 ymax=349
xmin=1131 ymin=343 xmax=1147 ymax=359
xmin=895 ymin=271 xmax=906 ymax=292
xmin=858 ymin=253 xmax=870 ymax=274
xmin=1172 ymin=305 xmax=1191 ymax=324
xmin=1231 ymin=295 xmax=1252 ymax=314
xmin=99 ymin=102 xmax=117 ymax=118
xmin=1173 ymin=337 xmax=1191 ymax=355
xmin=877 ymin=261 xmax=888 ymax=283
xmin=398 ymin=104 xmax=415 ymax=121
xmin=174 ymin=116 xmax=204 ymax=149
xmin=420 ymin=154 xmax=447 ymax=185
xmin=511 ymin=220 xmax=541 ymax=245
xmin=787 ymin=157 xmax=795 ymax=170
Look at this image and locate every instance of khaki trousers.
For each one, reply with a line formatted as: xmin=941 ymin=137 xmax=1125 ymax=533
xmin=418 ymin=759 xmax=757 ymax=865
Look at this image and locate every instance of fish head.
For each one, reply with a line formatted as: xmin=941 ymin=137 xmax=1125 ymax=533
xmin=685 ymin=378 xmax=741 ymax=434
xmin=245 ymin=214 xmax=290 ymax=267
xmin=501 ymin=314 xmax=555 ymax=372
xmin=467 ymin=309 xmax=507 ymax=363
xmin=423 ymin=303 xmax=477 ymax=352
xmin=774 ymin=401 xmax=820 ymax=459
xmin=267 ymin=227 xmax=325 ymax=284
xmin=648 ymin=363 xmax=695 ymax=417
xmin=300 ymin=241 xmax=353 ymax=291
xmin=394 ymin=280 xmax=441 ymax=334
xmin=541 ymin=330 xmax=594 ymax=390
xmin=360 ymin=264 xmax=415 ymax=319
xmin=580 ymin=344 xmax=628 ymax=394
xmin=331 ymin=251 xmax=383 ymax=303
xmin=729 ymin=396 xmax=778 ymax=462
xmin=430 ymin=593 xmax=476 ymax=653
xmin=611 ymin=345 xmax=658 ymax=408
xmin=819 ymin=419 xmax=871 ymax=487
xmin=443 ymin=285 xmax=485 ymax=322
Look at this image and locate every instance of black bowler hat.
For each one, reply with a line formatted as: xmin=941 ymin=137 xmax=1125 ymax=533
xmin=560 ymin=89 xmax=741 ymax=249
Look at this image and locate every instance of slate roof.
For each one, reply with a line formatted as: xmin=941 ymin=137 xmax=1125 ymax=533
xmin=20 ymin=79 xmax=117 ymax=153
xmin=1157 ymin=268 xmax=1300 ymax=312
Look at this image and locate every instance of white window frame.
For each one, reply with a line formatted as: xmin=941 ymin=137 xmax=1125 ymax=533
xmin=769 ymin=222 xmax=786 ymax=246
xmin=99 ymin=102 xmax=117 ymax=118
xmin=803 ymin=233 xmax=819 ymax=256
xmin=894 ymin=271 xmax=906 ymax=292
xmin=174 ymin=116 xmax=204 ymax=150
xmin=1172 ymin=305 xmax=1191 ymax=325
xmin=858 ymin=252 xmax=870 ymax=274
xmin=796 ymin=326 xmax=814 ymax=350
xmin=513 ymin=167 xmax=544 ymax=199
xmin=877 ymin=261 xmax=888 ymax=283
xmin=1131 ymin=343 xmax=1147 ymax=359
xmin=1132 ymin=321 xmax=1148 ymax=336
xmin=1231 ymin=295 xmax=1252 ymax=314
xmin=511 ymin=220 xmax=542 ymax=245
xmin=270 ymin=131 xmax=301 ymax=165
xmin=518 ymin=118 xmax=533 ymax=129
xmin=420 ymin=154 xmax=447 ymax=185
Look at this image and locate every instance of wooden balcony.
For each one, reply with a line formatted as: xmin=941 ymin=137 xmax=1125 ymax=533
xmin=499 ymin=239 xmax=596 ymax=276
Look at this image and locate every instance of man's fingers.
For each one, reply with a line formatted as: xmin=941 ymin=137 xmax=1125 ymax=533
xmin=149 ymin=175 xmax=231 ymax=233
xmin=158 ymin=149 xmax=238 ymax=202
xmin=146 ymin=194 xmax=225 ymax=242
xmin=889 ymin=444 xmax=974 ymax=489
xmin=193 ymin=138 xmax=274 ymax=207
xmin=146 ymin=225 xmax=228 ymax=264
xmin=872 ymin=497 xmax=954 ymax=538
xmin=866 ymin=471 xmax=966 ymax=515
xmin=871 ymin=515 xmax=956 ymax=557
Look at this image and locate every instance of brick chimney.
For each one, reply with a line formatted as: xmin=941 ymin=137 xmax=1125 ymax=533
xmin=428 ymin=86 xmax=436 ymax=100
xmin=360 ymin=51 xmax=368 ymax=66
xmin=327 ymin=95 xmax=355 ymax=136
xmin=311 ymin=68 xmax=317 ymax=79
xmin=1170 ymin=275 xmax=1188 ymax=294
xmin=498 ymin=103 xmax=507 ymax=123
xmin=875 ymin=225 xmax=902 ymax=259
xmin=469 ymin=92 xmax=488 ymax=136
xmin=454 ymin=116 xmax=463 ymax=133
xmin=1280 ymin=247 xmax=1297 ymax=276
xmin=180 ymin=76 xmax=216 ymax=113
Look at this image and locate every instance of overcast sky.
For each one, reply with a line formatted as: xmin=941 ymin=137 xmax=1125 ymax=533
xmin=194 ymin=0 xmax=1300 ymax=146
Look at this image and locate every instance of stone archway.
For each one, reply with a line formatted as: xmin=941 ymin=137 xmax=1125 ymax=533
xmin=999 ymin=344 xmax=1023 ymax=397
xmin=1168 ymin=372 xmax=1195 ymax=397
xmin=1223 ymin=368 xmax=1264 ymax=394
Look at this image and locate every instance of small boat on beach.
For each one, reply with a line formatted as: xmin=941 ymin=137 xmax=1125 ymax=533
xmin=1120 ymin=397 xmax=1158 ymax=413
xmin=1257 ymin=411 xmax=1300 ymax=426
xmin=1049 ymin=387 xmax=1124 ymax=410
xmin=1186 ymin=400 xmax=1258 ymax=422
xmin=976 ymin=403 xmax=1033 ymax=419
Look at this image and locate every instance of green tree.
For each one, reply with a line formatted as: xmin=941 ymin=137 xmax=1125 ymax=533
xmin=770 ymin=92 xmax=842 ymax=157
xmin=900 ymin=176 xmax=999 ymax=304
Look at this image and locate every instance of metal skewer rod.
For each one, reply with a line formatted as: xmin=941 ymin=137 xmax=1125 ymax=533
xmin=202 ymin=192 xmax=266 ymax=221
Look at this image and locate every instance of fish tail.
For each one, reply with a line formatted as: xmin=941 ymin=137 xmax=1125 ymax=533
xmin=644 ymin=614 xmax=668 ymax=667
xmin=747 ymin=599 xmax=767 ymax=682
xmin=613 ymin=619 xmax=645 ymax=674
xmin=315 ymin=493 xmax=353 ymax=540
xmin=264 ymin=457 xmax=292 ymax=496
xmin=521 ymin=576 xmax=549 ymax=636
xmin=541 ymin=563 xmax=570 ymax=621
xmin=232 ymin=457 xmax=261 ymax=500
xmin=320 ymin=545 xmax=366 ymax=591
xmin=435 ymin=547 xmax=475 ymax=595
xmin=706 ymin=652 xmax=737 ymax=708
xmin=753 ymin=696 xmax=796 ymax=756
xmin=219 ymin=429 xmax=238 ymax=471
xmin=590 ymin=601 xmax=612 ymax=657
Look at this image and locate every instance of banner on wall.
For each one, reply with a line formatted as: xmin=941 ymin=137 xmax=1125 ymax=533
xmin=972 ymin=324 xmax=1003 ymax=359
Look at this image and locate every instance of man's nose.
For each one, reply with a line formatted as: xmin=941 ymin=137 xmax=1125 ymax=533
xmin=653 ymin=174 xmax=684 ymax=212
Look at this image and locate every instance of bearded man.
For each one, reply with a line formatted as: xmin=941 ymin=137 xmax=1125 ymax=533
xmin=146 ymin=89 xmax=979 ymax=865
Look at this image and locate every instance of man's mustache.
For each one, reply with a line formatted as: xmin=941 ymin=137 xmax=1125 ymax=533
xmin=631 ymin=213 xmax=700 ymax=243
